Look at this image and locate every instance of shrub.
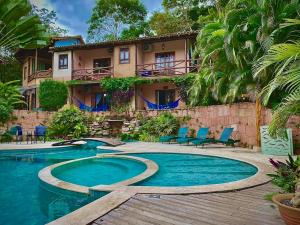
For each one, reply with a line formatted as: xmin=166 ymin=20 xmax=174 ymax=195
xmin=139 ymin=112 xmax=179 ymax=141
xmin=120 ymin=132 xmax=140 ymax=141
xmin=0 ymin=80 xmax=24 ymax=124
xmin=39 ymin=79 xmax=68 ymax=111
xmin=48 ymin=105 xmax=88 ymax=138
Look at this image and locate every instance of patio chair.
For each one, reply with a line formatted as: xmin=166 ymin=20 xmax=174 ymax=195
xmin=34 ymin=125 xmax=47 ymax=143
xmin=192 ymin=127 xmax=239 ymax=147
xmin=159 ymin=127 xmax=189 ymax=144
xmin=177 ymin=127 xmax=209 ymax=144
xmin=8 ymin=125 xmax=23 ymax=144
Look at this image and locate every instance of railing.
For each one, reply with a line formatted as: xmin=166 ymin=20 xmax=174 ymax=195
xmin=27 ymin=70 xmax=52 ymax=82
xmin=72 ymin=67 xmax=113 ymax=81
xmin=136 ymin=59 xmax=200 ymax=77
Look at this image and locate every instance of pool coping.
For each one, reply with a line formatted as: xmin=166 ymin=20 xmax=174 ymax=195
xmin=47 ymin=148 xmax=274 ymax=225
xmin=38 ymin=154 xmax=159 ymax=194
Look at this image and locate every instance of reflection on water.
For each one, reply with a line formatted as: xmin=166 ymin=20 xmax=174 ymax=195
xmin=0 ymin=143 xmax=111 ymax=225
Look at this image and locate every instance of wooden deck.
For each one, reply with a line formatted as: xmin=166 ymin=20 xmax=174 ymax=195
xmin=91 ymin=183 xmax=284 ymax=225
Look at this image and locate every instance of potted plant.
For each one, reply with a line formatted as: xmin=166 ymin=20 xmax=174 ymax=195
xmin=268 ymin=156 xmax=300 ymax=225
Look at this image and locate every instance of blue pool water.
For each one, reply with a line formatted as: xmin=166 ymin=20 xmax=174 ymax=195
xmin=52 ymin=157 xmax=146 ymax=186
xmin=0 ymin=144 xmax=258 ymax=225
xmin=127 ymin=153 xmax=258 ymax=186
xmin=0 ymin=144 xmax=115 ymax=225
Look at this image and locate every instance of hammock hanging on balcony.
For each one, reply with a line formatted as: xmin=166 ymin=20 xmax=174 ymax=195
xmin=74 ymin=97 xmax=109 ymax=112
xmin=141 ymin=97 xmax=180 ymax=110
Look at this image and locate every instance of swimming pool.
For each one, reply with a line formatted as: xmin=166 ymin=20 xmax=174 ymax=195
xmin=0 ymin=144 xmax=115 ymax=225
xmin=128 ymin=153 xmax=258 ymax=186
xmin=0 ymin=143 xmax=259 ymax=225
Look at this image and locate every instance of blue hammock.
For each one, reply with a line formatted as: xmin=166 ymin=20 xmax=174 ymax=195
xmin=142 ymin=97 xmax=180 ymax=110
xmin=75 ymin=98 xmax=109 ymax=112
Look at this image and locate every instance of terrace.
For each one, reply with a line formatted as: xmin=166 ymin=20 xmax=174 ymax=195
xmin=72 ymin=67 xmax=113 ymax=81
xmin=27 ymin=69 xmax=52 ymax=82
xmin=136 ymin=59 xmax=200 ymax=77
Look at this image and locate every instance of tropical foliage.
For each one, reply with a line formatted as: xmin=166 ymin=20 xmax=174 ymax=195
xmin=0 ymin=0 xmax=49 ymax=59
xmin=139 ymin=112 xmax=180 ymax=142
xmin=268 ymin=155 xmax=300 ymax=207
xmin=254 ymin=19 xmax=300 ymax=137
xmin=48 ymin=105 xmax=88 ymax=138
xmin=0 ymin=80 xmax=24 ymax=124
xmin=189 ymin=0 xmax=300 ymax=105
xmin=0 ymin=58 xmax=21 ymax=82
xmin=39 ymin=79 xmax=69 ymax=111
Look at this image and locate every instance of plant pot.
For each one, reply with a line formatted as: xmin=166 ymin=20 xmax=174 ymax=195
xmin=272 ymin=193 xmax=300 ymax=225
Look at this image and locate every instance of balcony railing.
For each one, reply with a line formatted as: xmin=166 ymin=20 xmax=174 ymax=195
xmin=137 ymin=59 xmax=200 ymax=77
xmin=72 ymin=67 xmax=113 ymax=81
xmin=28 ymin=70 xmax=52 ymax=82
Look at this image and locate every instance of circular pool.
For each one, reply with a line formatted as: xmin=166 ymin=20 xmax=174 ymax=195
xmin=48 ymin=153 xmax=258 ymax=189
xmin=51 ymin=157 xmax=147 ymax=187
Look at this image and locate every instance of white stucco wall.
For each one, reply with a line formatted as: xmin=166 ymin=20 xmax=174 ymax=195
xmin=53 ymin=51 xmax=72 ymax=81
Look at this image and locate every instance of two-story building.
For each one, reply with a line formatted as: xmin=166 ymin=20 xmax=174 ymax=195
xmin=16 ymin=31 xmax=199 ymax=111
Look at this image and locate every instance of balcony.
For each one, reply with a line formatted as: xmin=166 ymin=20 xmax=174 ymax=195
xmin=137 ymin=59 xmax=200 ymax=77
xmin=72 ymin=67 xmax=113 ymax=81
xmin=28 ymin=70 xmax=52 ymax=82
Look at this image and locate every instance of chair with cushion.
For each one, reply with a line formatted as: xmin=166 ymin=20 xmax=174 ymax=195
xmin=159 ymin=127 xmax=189 ymax=144
xmin=177 ymin=127 xmax=209 ymax=144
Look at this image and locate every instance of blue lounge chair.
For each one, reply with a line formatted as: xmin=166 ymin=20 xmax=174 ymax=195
xmin=192 ymin=127 xmax=239 ymax=147
xmin=159 ymin=127 xmax=189 ymax=143
xmin=177 ymin=127 xmax=209 ymax=144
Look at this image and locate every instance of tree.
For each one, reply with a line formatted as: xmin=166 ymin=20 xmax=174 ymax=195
xmin=39 ymin=79 xmax=69 ymax=111
xmin=120 ymin=22 xmax=152 ymax=40
xmin=0 ymin=0 xmax=49 ymax=59
xmin=87 ymin=0 xmax=147 ymax=42
xmin=31 ymin=5 xmax=68 ymax=36
xmin=254 ymin=19 xmax=300 ymax=138
xmin=149 ymin=11 xmax=189 ymax=35
xmin=189 ymin=0 xmax=300 ymax=105
xmin=0 ymin=58 xmax=21 ymax=83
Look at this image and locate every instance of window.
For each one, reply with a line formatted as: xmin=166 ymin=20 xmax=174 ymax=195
xmin=119 ymin=48 xmax=130 ymax=64
xmin=59 ymin=54 xmax=68 ymax=69
xmin=155 ymin=89 xmax=175 ymax=105
xmin=155 ymin=52 xmax=175 ymax=70
xmin=23 ymin=66 xmax=27 ymax=80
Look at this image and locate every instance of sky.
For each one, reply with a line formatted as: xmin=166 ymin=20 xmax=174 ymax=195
xmin=30 ymin=0 xmax=163 ymax=40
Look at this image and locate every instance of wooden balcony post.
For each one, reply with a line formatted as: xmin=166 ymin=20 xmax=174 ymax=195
xmin=184 ymin=38 xmax=188 ymax=74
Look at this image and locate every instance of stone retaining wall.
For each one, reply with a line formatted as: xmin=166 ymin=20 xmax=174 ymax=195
xmin=2 ymin=103 xmax=299 ymax=149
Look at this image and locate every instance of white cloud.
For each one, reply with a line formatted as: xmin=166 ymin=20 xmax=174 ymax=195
xmin=29 ymin=0 xmax=54 ymax=11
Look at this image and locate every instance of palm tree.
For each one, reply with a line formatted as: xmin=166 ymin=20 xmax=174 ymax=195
xmin=254 ymin=19 xmax=300 ymax=207
xmin=254 ymin=19 xmax=300 ymax=137
xmin=190 ymin=0 xmax=300 ymax=105
xmin=0 ymin=0 xmax=49 ymax=59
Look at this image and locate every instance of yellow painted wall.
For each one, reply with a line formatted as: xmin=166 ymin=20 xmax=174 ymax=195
xmin=113 ymin=45 xmax=136 ymax=77
xmin=73 ymin=48 xmax=113 ymax=70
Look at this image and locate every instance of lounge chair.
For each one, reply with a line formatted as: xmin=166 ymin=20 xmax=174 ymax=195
xmin=192 ymin=127 xmax=239 ymax=147
xmin=177 ymin=127 xmax=209 ymax=144
xmin=159 ymin=127 xmax=189 ymax=143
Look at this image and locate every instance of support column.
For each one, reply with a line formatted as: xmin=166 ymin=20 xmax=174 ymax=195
xmin=255 ymin=98 xmax=262 ymax=149
xmin=184 ymin=38 xmax=188 ymax=74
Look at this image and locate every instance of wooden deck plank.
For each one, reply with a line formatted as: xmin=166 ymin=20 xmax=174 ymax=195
xmin=90 ymin=183 xmax=284 ymax=225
